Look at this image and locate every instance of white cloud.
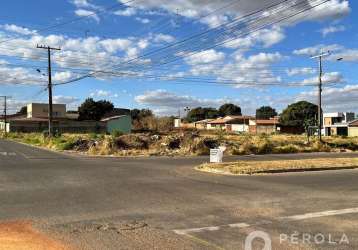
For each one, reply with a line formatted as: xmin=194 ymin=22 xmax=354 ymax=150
xmin=301 ymin=72 xmax=344 ymax=85
xmin=224 ymin=26 xmax=285 ymax=50
xmin=186 ymin=49 xmax=225 ymax=65
xmin=1 ymin=24 xmax=37 ymax=35
xmin=71 ymin=0 xmax=100 ymax=9
xmin=136 ymin=17 xmax=150 ymax=24
xmin=90 ymin=89 xmax=111 ymax=97
xmin=303 ymin=0 xmax=350 ymax=21
xmin=153 ymin=33 xmax=175 ymax=43
xmin=293 ymin=44 xmax=343 ymax=56
xmin=53 ymin=95 xmax=79 ymax=104
xmin=320 ymin=25 xmax=346 ymax=37
xmin=99 ymin=38 xmax=132 ymax=53
xmin=328 ymin=49 xmax=358 ymax=62
xmin=286 ymin=67 xmax=316 ymax=76
xmin=295 ymin=84 xmax=358 ymax=112
xmin=0 ymin=65 xmax=45 ymax=85
xmin=135 ymin=89 xmax=234 ymax=114
xmin=246 ymin=52 xmax=283 ymax=65
xmin=114 ymin=7 xmax=137 ymax=16
xmin=75 ymin=9 xmax=100 ymax=22
xmin=53 ymin=71 xmax=75 ymax=82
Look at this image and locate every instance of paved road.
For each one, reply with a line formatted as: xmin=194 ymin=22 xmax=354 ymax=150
xmin=1 ymin=139 xmax=358 ymax=249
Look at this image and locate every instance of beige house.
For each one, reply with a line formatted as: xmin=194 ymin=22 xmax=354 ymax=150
xmin=27 ymin=103 xmax=66 ymax=119
xmin=323 ymin=112 xmax=355 ymax=136
xmin=249 ymin=118 xmax=280 ymax=134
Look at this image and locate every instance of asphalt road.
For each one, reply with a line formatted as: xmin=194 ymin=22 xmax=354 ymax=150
xmin=1 ymin=139 xmax=358 ymax=249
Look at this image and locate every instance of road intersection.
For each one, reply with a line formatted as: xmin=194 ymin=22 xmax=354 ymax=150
xmin=0 ymin=139 xmax=358 ymax=249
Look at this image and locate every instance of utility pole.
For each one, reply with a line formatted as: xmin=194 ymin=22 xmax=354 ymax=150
xmin=0 ymin=96 xmax=10 ymax=136
xmin=37 ymin=45 xmax=61 ymax=137
xmin=311 ymin=51 xmax=330 ymax=142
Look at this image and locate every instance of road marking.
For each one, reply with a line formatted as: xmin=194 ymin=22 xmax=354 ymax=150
xmin=281 ymin=207 xmax=358 ymax=221
xmin=174 ymin=207 xmax=358 ymax=236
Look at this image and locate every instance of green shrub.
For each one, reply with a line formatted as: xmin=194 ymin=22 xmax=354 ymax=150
xmin=111 ymin=130 xmax=124 ymax=138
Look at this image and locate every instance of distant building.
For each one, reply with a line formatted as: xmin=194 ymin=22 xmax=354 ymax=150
xmin=249 ymin=118 xmax=280 ymax=134
xmin=101 ymin=115 xmax=132 ymax=134
xmin=0 ymin=103 xmax=130 ymax=134
xmin=323 ymin=112 xmax=355 ymax=136
xmin=27 ymin=103 xmax=66 ymax=119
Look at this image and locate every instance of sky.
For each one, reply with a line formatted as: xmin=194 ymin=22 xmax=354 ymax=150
xmin=0 ymin=0 xmax=357 ymax=116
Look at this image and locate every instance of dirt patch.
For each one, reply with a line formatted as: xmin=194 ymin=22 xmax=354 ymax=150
xmin=198 ymin=158 xmax=358 ymax=175
xmin=0 ymin=221 xmax=70 ymax=250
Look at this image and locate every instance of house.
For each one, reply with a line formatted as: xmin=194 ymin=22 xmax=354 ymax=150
xmin=348 ymin=120 xmax=358 ymax=137
xmin=27 ymin=103 xmax=66 ymax=119
xmin=249 ymin=118 xmax=280 ymax=134
xmin=0 ymin=103 xmax=130 ymax=134
xmin=101 ymin=115 xmax=132 ymax=134
xmin=193 ymin=119 xmax=214 ymax=129
xmin=207 ymin=116 xmax=253 ymax=132
xmin=323 ymin=112 xmax=355 ymax=136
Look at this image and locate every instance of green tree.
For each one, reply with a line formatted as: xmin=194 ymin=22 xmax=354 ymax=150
xmin=78 ymin=98 xmax=114 ymax=121
xmin=16 ymin=106 xmax=27 ymax=115
xmin=130 ymin=109 xmax=153 ymax=120
xmin=186 ymin=107 xmax=219 ymax=122
xmin=256 ymin=106 xmax=278 ymax=119
xmin=218 ymin=103 xmax=242 ymax=116
xmin=280 ymin=101 xmax=318 ymax=129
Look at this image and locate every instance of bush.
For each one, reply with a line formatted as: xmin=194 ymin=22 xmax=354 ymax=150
xmin=274 ymin=144 xmax=299 ymax=154
xmin=111 ymin=130 xmax=124 ymax=138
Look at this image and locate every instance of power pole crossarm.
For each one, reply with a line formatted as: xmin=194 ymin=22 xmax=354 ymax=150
xmin=36 ymin=45 xmax=61 ymax=137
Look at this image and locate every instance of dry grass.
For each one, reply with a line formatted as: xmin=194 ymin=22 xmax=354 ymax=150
xmin=0 ymin=221 xmax=70 ymax=250
xmin=4 ymin=130 xmax=358 ymax=157
xmin=198 ymin=158 xmax=358 ymax=175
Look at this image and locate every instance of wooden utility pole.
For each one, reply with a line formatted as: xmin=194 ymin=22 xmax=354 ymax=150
xmin=0 ymin=96 xmax=10 ymax=136
xmin=37 ymin=45 xmax=61 ymax=137
xmin=311 ymin=51 xmax=330 ymax=142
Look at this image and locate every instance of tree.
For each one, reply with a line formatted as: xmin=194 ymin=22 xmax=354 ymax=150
xmin=256 ymin=106 xmax=278 ymax=119
xmin=218 ymin=103 xmax=242 ymax=116
xmin=78 ymin=98 xmax=114 ymax=121
xmin=130 ymin=109 xmax=153 ymax=120
xmin=186 ymin=107 xmax=219 ymax=122
xmin=16 ymin=106 xmax=27 ymax=115
xmin=280 ymin=101 xmax=318 ymax=129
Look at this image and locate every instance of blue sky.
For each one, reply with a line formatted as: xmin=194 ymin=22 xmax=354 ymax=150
xmin=0 ymin=0 xmax=356 ymax=116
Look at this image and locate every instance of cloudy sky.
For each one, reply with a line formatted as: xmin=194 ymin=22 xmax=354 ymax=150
xmin=0 ymin=0 xmax=356 ymax=115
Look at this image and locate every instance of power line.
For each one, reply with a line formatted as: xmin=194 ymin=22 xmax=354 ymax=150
xmin=61 ymin=0 xmax=328 ymax=84
xmin=0 ymin=0 xmax=137 ymax=45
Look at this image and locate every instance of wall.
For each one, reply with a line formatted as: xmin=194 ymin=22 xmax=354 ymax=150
xmin=106 ymin=116 xmax=132 ymax=134
xmin=27 ymin=103 xmax=66 ymax=119
xmin=230 ymin=124 xmax=248 ymax=133
xmin=256 ymin=125 xmax=276 ymax=134
xmin=349 ymin=127 xmax=358 ymax=137
xmin=7 ymin=120 xmax=106 ymax=133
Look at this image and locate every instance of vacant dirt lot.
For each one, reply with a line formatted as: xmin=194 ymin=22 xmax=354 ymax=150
xmin=0 ymin=221 xmax=70 ymax=250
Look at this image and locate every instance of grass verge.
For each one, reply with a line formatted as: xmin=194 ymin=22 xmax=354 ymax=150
xmin=197 ymin=158 xmax=358 ymax=175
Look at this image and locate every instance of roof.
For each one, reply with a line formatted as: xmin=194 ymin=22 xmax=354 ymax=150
xmin=102 ymin=108 xmax=130 ymax=119
xmin=101 ymin=115 xmax=130 ymax=122
xmin=208 ymin=116 xmax=253 ymax=125
xmin=255 ymin=119 xmax=279 ymax=125
xmin=207 ymin=118 xmax=229 ymax=124
xmin=349 ymin=120 xmax=358 ymax=127
xmin=194 ymin=119 xmax=214 ymax=124
xmin=224 ymin=115 xmax=254 ymax=120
